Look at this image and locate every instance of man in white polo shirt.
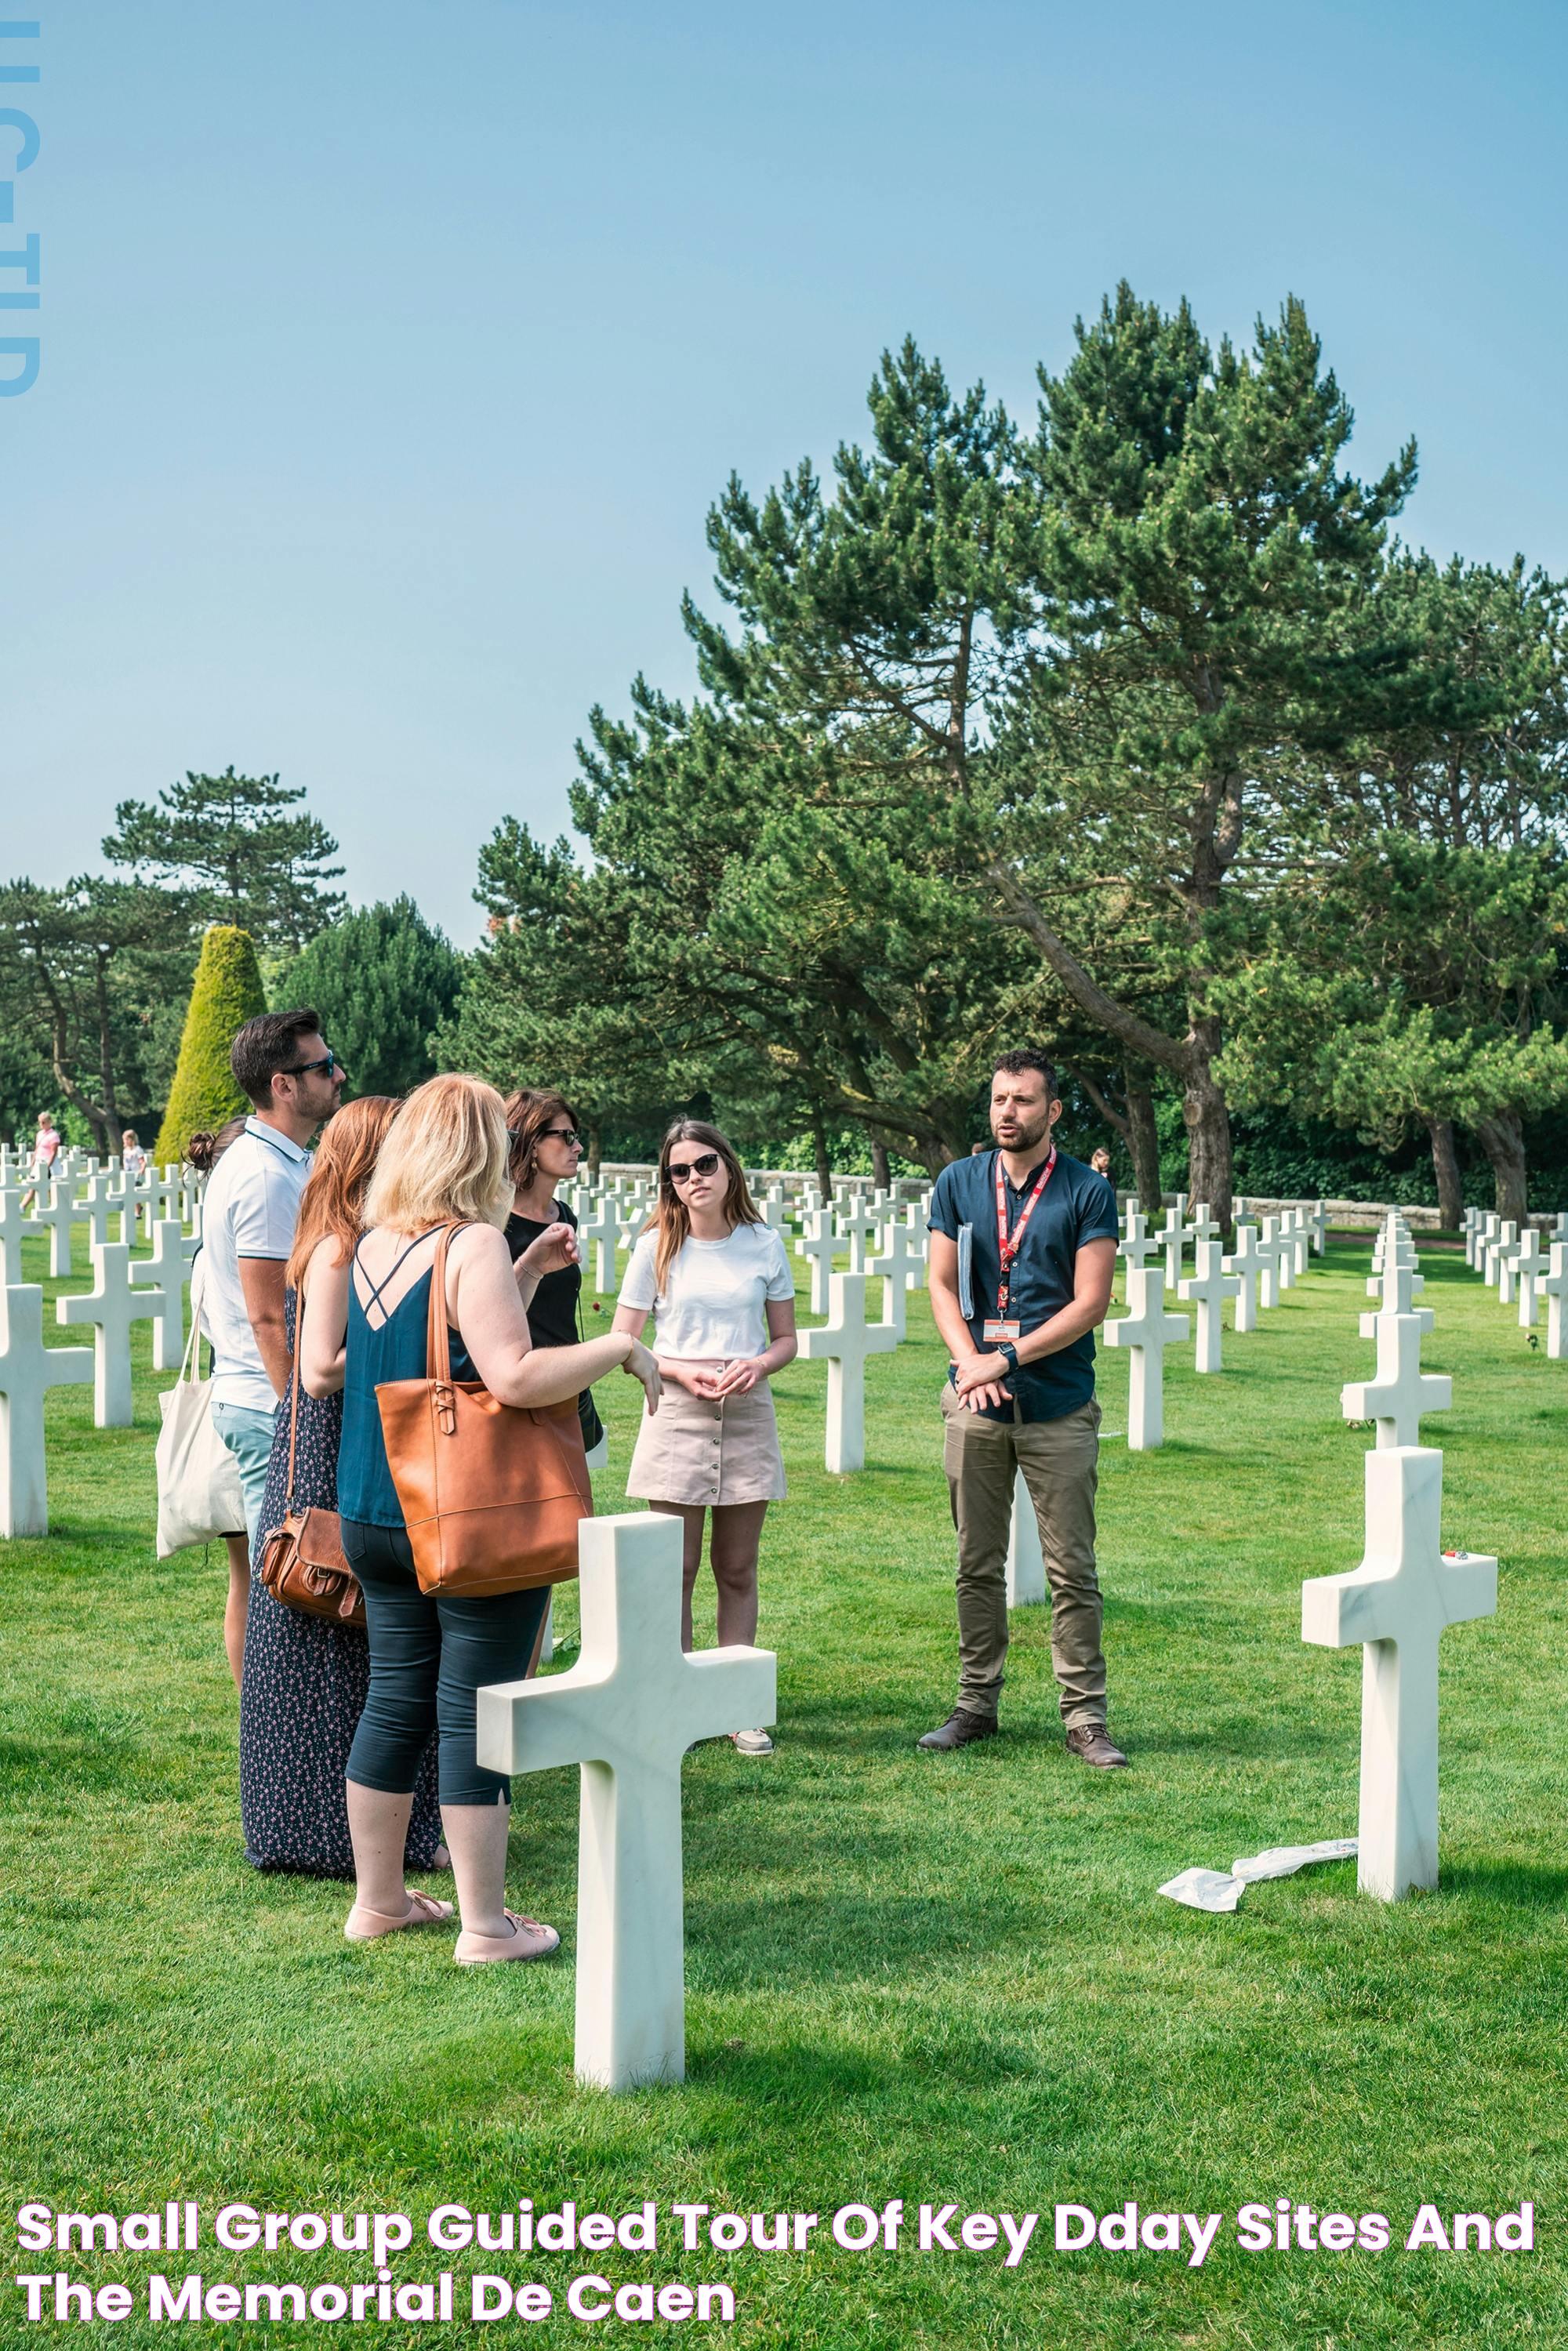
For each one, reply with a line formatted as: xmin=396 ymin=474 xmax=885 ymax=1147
xmin=203 ymin=1007 xmax=346 ymax=1538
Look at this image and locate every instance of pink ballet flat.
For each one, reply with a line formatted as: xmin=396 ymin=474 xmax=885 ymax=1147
xmin=344 ymin=1888 xmax=455 ymax=1943
xmin=454 ymin=1909 xmax=561 ymax=1966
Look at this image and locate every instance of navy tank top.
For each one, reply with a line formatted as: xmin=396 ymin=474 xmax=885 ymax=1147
xmin=338 ymin=1233 xmax=477 ymax=1529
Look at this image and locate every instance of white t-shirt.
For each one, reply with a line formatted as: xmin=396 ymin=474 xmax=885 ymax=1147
xmin=122 ymin=1145 xmax=147 ymax=1179
xmin=619 ymin=1222 xmax=794 ymax=1361
xmin=199 ymin=1116 xmax=312 ymax=1412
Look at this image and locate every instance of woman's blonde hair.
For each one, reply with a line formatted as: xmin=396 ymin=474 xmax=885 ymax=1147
xmin=361 ymin=1075 xmax=512 ymax=1235
xmin=287 ymin=1094 xmax=401 ymax=1289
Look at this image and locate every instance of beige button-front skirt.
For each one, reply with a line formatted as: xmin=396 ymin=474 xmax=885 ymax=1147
xmin=626 ymin=1376 xmax=787 ymax=1507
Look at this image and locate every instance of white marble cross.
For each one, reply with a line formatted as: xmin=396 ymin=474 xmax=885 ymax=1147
xmin=0 ymin=1283 xmax=94 ymax=1536
xmin=0 ymin=1185 xmax=33 ymax=1284
xmin=1541 ymin=1243 xmax=1568 ymax=1360
xmin=1308 ymin=1200 xmax=1328 ymax=1255
xmin=1285 ymin=1208 xmax=1310 ymax=1279
xmin=130 ymin=1217 xmax=196 ymax=1371
xmin=1188 ymin=1201 xmax=1221 ymax=1253
xmin=476 ymin=1511 xmax=775 ymax=2091
xmin=1495 ymin=1224 xmax=1523 ymax=1304
xmin=894 ymin=1203 xmax=928 ymax=1289
xmin=1103 ymin=1264 xmax=1188 ymax=1449
xmin=1366 ymin=1257 xmax=1425 ymax=1314
xmin=1301 ymin=1447 xmax=1495 ymax=1900
xmin=1119 ymin=1207 xmax=1160 ymax=1273
xmin=834 ymin=1199 xmax=880 ymax=1275
xmin=56 ymin=1240 xmax=161 ymax=1426
xmin=28 ymin=1180 xmax=81 ymax=1279
xmin=1342 ymin=1307 xmax=1450 ymax=1449
xmin=758 ymin=1192 xmax=789 ymax=1235
xmin=1256 ymin=1217 xmax=1289 ymax=1310
xmin=1461 ymin=1206 xmax=1479 ymax=1268
xmin=1223 ymin=1222 xmax=1270 ymax=1334
xmin=575 ymin=1195 xmax=622 ymax=1295
xmin=1006 ymin=1468 xmax=1046 ymax=1605
xmin=795 ymin=1207 xmax=837 ymax=1317
xmin=76 ymin=1174 xmax=118 ymax=1255
xmin=867 ymin=1217 xmax=924 ymax=1340
xmin=1160 ymin=1200 xmax=1192 ymax=1290
xmin=1483 ymin=1219 xmax=1515 ymax=1288
xmin=797 ymin=1270 xmax=898 ymax=1472
xmin=1178 ymin=1237 xmax=1240 ymax=1373
xmin=1513 ymin=1228 xmax=1547 ymax=1327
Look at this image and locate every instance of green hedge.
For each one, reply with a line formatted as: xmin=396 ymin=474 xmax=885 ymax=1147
xmin=154 ymin=926 xmax=267 ymax=1163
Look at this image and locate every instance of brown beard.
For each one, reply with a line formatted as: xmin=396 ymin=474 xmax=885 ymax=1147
xmin=992 ymin=1108 xmax=1053 ymax=1156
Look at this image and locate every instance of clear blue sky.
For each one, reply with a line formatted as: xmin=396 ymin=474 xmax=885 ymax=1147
xmin=9 ymin=0 xmax=1566 ymax=943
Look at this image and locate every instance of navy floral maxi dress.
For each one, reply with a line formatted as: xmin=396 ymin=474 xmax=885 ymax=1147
xmin=239 ymin=1290 xmax=442 ymax=1876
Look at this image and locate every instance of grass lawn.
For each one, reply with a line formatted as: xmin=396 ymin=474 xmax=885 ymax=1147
xmin=3 ymin=1225 xmax=1564 ymax=2348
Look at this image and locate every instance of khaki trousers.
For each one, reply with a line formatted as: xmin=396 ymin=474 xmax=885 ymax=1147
xmin=940 ymin=1386 xmax=1105 ymax=1729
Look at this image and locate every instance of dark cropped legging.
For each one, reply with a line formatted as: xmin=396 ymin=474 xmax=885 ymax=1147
xmin=341 ymin=1520 xmax=550 ymax=1807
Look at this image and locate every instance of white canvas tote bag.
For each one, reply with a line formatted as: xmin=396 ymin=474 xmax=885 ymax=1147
xmin=154 ymin=1256 xmax=248 ymax=1556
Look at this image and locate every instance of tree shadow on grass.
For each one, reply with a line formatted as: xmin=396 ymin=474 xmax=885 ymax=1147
xmin=1438 ymin=1858 xmax=1568 ymax=1909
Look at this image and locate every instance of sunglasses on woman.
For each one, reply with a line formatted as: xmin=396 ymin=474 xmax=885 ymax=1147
xmin=509 ymin=1126 xmax=581 ymax=1148
xmin=666 ymin=1152 xmax=720 ymax=1185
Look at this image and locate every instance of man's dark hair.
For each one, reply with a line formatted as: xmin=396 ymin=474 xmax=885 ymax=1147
xmin=993 ymin=1049 xmax=1058 ymax=1099
xmin=231 ymin=1007 xmax=322 ymax=1108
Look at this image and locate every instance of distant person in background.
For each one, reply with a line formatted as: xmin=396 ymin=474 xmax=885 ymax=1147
xmin=22 ymin=1108 xmax=60 ymax=1211
xmin=613 ymin=1119 xmax=797 ymax=1754
xmin=201 ymin=1009 xmax=346 ymax=1559
xmin=121 ymin=1127 xmax=148 ymax=1179
xmin=1090 ymin=1146 xmax=1113 ymax=1180
xmin=241 ymin=1094 xmax=444 ymax=1881
xmin=187 ymin=1117 xmax=252 ymax=1682
xmin=502 ymin=1087 xmax=605 ymax=1458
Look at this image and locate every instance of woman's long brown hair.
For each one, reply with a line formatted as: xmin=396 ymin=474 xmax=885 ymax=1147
xmin=285 ymin=1094 xmax=402 ymax=1290
xmin=649 ymin=1119 xmax=761 ymax=1293
xmin=502 ymin=1086 xmax=578 ymax=1192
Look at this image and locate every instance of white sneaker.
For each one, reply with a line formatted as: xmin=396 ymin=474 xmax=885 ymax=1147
xmin=731 ymin=1728 xmax=775 ymax=1757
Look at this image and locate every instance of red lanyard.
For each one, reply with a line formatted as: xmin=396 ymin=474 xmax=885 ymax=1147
xmin=995 ymin=1148 xmax=1056 ymax=1315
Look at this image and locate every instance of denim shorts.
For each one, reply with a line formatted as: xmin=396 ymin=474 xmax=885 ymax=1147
xmin=212 ymin=1401 xmax=279 ymax=1545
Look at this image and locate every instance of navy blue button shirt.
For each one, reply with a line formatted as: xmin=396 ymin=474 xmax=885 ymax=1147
xmin=927 ymin=1148 xmax=1120 ymax=1422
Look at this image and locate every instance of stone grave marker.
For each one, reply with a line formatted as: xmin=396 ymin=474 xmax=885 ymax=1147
xmin=130 ymin=1217 xmax=197 ymax=1371
xmin=1178 ymin=1237 xmax=1240 ymax=1373
xmin=797 ymin=1270 xmax=898 ymax=1472
xmin=1103 ymin=1264 xmax=1188 ymax=1449
xmin=795 ymin=1207 xmax=837 ymax=1317
xmin=0 ymin=1283 xmax=93 ymax=1536
xmin=56 ymin=1240 xmax=161 ymax=1427
xmin=476 ymin=1511 xmax=775 ymax=2091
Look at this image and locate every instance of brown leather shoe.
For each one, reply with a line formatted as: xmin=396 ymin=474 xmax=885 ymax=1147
xmin=916 ymin=1707 xmax=999 ymax=1751
xmin=1065 ymin=1723 xmax=1127 ymax=1768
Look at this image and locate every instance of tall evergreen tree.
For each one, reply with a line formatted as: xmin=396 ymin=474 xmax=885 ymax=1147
xmin=154 ymin=925 xmax=268 ymax=1163
xmin=103 ymin=767 xmax=345 ymax=953
xmin=282 ymin=897 xmax=463 ymax=1099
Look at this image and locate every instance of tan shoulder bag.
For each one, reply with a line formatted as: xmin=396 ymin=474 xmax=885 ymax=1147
xmin=256 ymin=1291 xmax=365 ymax=1628
xmin=374 ymin=1222 xmax=591 ymax=1597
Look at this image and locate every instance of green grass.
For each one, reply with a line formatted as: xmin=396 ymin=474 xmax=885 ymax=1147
xmin=4 ymin=1230 xmax=1565 ymax=2347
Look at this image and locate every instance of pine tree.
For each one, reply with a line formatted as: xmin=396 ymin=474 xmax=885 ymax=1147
xmin=103 ymin=767 xmax=345 ymax=954
xmin=154 ymin=925 xmax=267 ymax=1163
xmin=281 ymin=897 xmax=462 ymax=1098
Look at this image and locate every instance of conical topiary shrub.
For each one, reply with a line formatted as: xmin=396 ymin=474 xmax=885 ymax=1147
xmin=154 ymin=925 xmax=267 ymax=1163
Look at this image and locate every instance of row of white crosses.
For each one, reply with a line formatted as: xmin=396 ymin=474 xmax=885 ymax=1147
xmin=1301 ymin=1208 xmax=1495 ymax=1902
xmin=1462 ymin=1205 xmax=1568 ymax=1356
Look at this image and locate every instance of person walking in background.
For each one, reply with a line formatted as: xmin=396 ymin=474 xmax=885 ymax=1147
xmin=21 ymin=1108 xmax=60 ymax=1212
xmin=186 ymin=1116 xmax=255 ymax=1684
xmin=501 ymin=1087 xmax=605 ymax=1458
xmin=201 ymin=1010 xmax=345 ymax=1553
xmin=920 ymin=1050 xmax=1125 ymax=1765
xmin=300 ymin=1075 xmax=661 ymax=1962
xmin=241 ymin=1094 xmax=444 ymax=1880
xmin=613 ymin=1119 xmax=797 ymax=1755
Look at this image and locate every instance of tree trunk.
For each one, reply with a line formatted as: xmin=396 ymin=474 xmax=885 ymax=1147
xmin=1424 ymin=1116 xmax=1465 ymax=1232
xmin=1124 ymin=1066 xmax=1162 ymax=1211
xmin=810 ymin=1101 xmax=833 ymax=1205
xmin=1472 ymin=1109 xmax=1528 ymax=1224
xmin=586 ymin=1123 xmax=602 ymax=1181
xmin=869 ymin=1136 xmax=891 ymax=1191
xmin=1181 ymin=1050 xmax=1233 ymax=1230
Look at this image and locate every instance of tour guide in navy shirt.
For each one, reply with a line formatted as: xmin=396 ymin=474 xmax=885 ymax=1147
xmin=920 ymin=1050 xmax=1126 ymax=1764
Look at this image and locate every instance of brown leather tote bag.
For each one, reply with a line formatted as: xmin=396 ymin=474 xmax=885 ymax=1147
xmin=374 ymin=1222 xmax=592 ymax=1597
xmin=256 ymin=1297 xmax=366 ymax=1628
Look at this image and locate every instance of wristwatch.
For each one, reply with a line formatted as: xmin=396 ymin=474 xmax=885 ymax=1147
xmin=996 ymin=1339 xmax=1020 ymax=1374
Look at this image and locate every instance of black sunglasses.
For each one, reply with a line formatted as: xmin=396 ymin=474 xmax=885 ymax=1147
xmin=507 ymin=1126 xmax=582 ymax=1149
xmin=667 ymin=1152 xmax=720 ymax=1185
xmin=282 ymin=1050 xmax=338 ymax=1079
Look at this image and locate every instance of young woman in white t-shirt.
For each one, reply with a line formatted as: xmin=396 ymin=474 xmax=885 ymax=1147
xmin=615 ymin=1121 xmax=797 ymax=1752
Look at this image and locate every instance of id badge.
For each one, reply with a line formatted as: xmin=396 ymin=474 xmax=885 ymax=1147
xmin=982 ymin=1319 xmax=1021 ymax=1344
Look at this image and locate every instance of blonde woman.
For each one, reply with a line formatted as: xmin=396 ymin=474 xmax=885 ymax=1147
xmin=613 ymin=1120 xmax=797 ymax=1754
xmin=301 ymin=1075 xmax=660 ymax=1963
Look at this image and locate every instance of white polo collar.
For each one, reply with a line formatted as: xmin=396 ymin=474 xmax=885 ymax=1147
xmin=244 ymin=1115 xmax=310 ymax=1164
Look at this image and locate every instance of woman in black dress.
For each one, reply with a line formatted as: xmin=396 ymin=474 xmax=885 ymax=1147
xmin=501 ymin=1088 xmax=606 ymax=1457
xmin=239 ymin=1095 xmax=444 ymax=1878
